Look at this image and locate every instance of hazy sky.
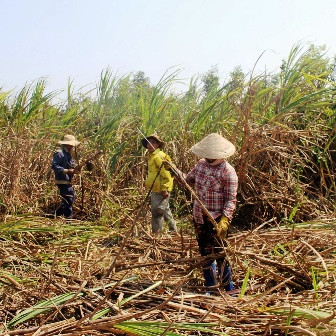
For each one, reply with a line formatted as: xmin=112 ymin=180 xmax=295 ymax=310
xmin=1 ymin=0 xmax=336 ymax=94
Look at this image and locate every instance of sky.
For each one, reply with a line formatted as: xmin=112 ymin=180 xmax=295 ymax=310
xmin=1 ymin=0 xmax=336 ymax=96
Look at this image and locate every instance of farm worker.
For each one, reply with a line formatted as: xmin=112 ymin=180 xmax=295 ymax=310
xmin=185 ymin=133 xmax=238 ymax=292
xmin=141 ymin=134 xmax=177 ymax=234
xmin=51 ymin=134 xmax=80 ymax=218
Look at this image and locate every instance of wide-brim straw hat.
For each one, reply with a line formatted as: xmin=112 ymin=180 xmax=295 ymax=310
xmin=190 ymin=133 xmax=235 ymax=159
xmin=58 ymin=134 xmax=80 ymax=147
xmin=141 ymin=134 xmax=165 ymax=149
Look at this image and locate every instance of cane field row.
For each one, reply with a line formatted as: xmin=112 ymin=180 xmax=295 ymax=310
xmin=1 ymin=43 xmax=336 ymax=335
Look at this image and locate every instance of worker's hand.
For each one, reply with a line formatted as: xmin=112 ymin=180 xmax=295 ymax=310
xmin=73 ymin=166 xmax=81 ymax=173
xmin=215 ymin=216 xmax=229 ymax=239
xmin=167 ymin=164 xmax=185 ymax=179
xmin=172 ymin=167 xmax=185 ymax=179
xmin=67 ymin=169 xmax=75 ymax=176
xmin=161 ymin=191 xmax=169 ymax=198
xmin=163 ymin=159 xmax=173 ymax=171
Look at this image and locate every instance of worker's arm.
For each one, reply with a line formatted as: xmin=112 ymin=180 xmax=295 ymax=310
xmin=52 ymin=151 xmax=68 ymax=175
xmin=153 ymin=154 xmax=173 ymax=196
xmin=185 ymin=166 xmax=196 ymax=186
xmin=222 ymin=164 xmax=238 ymax=220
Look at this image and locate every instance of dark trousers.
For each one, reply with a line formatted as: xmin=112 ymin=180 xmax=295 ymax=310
xmin=194 ymin=216 xmax=234 ymax=291
xmin=56 ymin=185 xmax=75 ymax=219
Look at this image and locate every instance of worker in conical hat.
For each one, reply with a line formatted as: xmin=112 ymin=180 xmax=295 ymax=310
xmin=185 ymin=133 xmax=238 ymax=293
xmin=51 ymin=134 xmax=81 ymax=218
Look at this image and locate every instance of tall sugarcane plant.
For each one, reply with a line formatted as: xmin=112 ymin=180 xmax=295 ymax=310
xmin=0 ymin=42 xmax=335 ymax=222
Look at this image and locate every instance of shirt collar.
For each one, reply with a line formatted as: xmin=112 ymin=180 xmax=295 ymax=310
xmin=149 ymin=148 xmax=161 ymax=156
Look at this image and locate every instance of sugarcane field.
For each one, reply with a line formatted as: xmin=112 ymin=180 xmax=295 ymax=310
xmin=1 ymin=43 xmax=336 ymax=336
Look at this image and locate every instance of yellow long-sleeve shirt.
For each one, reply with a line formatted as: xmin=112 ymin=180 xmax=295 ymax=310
xmin=145 ymin=149 xmax=174 ymax=192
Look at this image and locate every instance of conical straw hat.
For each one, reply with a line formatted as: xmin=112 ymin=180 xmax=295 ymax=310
xmin=58 ymin=134 xmax=80 ymax=147
xmin=190 ymin=133 xmax=235 ymax=159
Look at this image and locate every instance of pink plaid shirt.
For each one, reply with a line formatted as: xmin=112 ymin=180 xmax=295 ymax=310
xmin=186 ymin=159 xmax=238 ymax=224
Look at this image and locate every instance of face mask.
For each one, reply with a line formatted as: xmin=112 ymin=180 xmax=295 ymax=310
xmin=205 ymin=158 xmax=224 ymax=166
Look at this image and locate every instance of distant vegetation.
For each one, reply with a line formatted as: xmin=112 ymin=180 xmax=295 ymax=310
xmin=0 ymin=43 xmax=335 ymax=226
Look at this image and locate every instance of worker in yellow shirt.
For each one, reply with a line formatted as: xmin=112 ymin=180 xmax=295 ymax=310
xmin=141 ymin=134 xmax=177 ymax=234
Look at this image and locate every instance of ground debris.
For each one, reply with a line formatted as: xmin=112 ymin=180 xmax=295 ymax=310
xmin=1 ymin=216 xmax=336 ymax=335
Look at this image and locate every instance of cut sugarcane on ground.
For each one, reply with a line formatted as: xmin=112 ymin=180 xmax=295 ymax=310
xmin=0 ymin=215 xmax=335 ymax=335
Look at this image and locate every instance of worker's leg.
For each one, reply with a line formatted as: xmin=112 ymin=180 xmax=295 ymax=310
xmin=56 ymin=185 xmax=75 ymax=218
xmin=217 ymin=259 xmax=234 ymax=291
xmin=151 ymin=192 xmax=164 ymax=233
xmin=195 ymin=219 xmax=217 ymax=287
xmin=152 ymin=192 xmax=177 ymax=232
xmin=215 ymin=221 xmax=234 ymax=291
xmin=162 ymin=195 xmax=177 ymax=231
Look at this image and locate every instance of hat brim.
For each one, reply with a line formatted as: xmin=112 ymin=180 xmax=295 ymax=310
xmin=190 ymin=142 xmax=235 ymax=159
xmin=190 ymin=133 xmax=236 ymax=159
xmin=59 ymin=140 xmax=81 ymax=146
xmin=190 ymin=148 xmax=235 ymax=159
xmin=141 ymin=136 xmax=164 ymax=149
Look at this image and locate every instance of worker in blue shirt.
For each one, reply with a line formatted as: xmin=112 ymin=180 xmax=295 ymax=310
xmin=51 ymin=134 xmax=80 ymax=218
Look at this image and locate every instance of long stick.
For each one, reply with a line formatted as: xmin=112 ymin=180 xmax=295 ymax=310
xmin=137 ymin=127 xmax=156 ymax=151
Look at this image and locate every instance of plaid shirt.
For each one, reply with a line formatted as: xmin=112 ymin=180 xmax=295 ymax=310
xmin=186 ymin=159 xmax=238 ymax=224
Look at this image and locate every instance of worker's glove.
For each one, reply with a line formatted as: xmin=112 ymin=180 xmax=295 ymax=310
xmin=64 ymin=168 xmax=74 ymax=176
xmin=215 ymin=216 xmax=229 ymax=239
